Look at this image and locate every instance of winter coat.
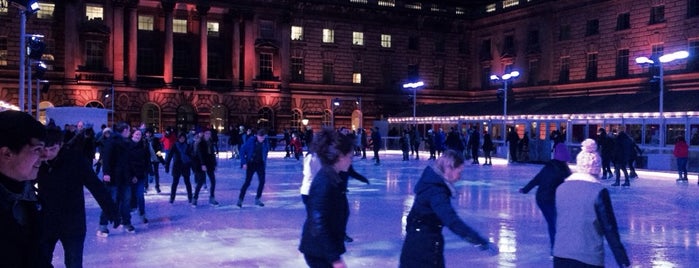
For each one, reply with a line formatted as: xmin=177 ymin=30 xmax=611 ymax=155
xmin=37 ymin=148 xmax=118 ymax=238
xmin=299 ymin=166 xmax=349 ymax=263
xmin=240 ymin=137 xmax=269 ymax=166
xmin=0 ymin=173 xmax=40 ymax=267
xmin=197 ymin=139 xmax=217 ymax=169
xmin=165 ymin=141 xmax=193 ymax=172
xmin=400 ymin=166 xmax=488 ymax=268
xmin=521 ymin=160 xmax=571 ymax=204
xmin=612 ymin=132 xmax=634 ymax=164
xmin=554 ymin=173 xmax=630 ymax=267
xmin=482 ymin=134 xmax=494 ymax=152
xmin=101 ymin=134 xmax=131 ymax=185
xmin=674 ymin=140 xmax=689 ymax=158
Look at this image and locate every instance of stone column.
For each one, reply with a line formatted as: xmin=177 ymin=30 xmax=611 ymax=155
xmin=127 ymin=2 xmax=138 ymax=85
xmin=229 ymin=10 xmax=240 ymax=89
xmin=112 ymin=2 xmax=125 ymax=83
xmin=243 ymin=13 xmax=255 ymax=89
xmin=63 ymin=0 xmax=78 ymax=82
xmin=162 ymin=0 xmax=175 ymax=86
xmin=197 ymin=3 xmax=210 ymax=88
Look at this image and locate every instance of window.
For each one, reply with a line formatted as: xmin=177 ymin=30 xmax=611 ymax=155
xmin=86 ymin=4 xmax=103 ymax=20
xmin=405 ymin=2 xmax=422 ymax=10
xmin=350 ymin=0 xmax=368 ymax=3
xmin=559 ymin=57 xmax=570 ymax=83
xmin=486 ymin=3 xmax=497 ymax=13
xmin=291 ymin=110 xmax=302 ymax=130
xmin=322 ymin=29 xmax=334 ymax=43
xmin=502 ymin=0 xmax=519 ymax=8
xmin=85 ymin=40 xmax=104 ymax=68
xmin=527 ymin=30 xmax=540 ymax=53
xmin=585 ymin=19 xmax=599 ymax=36
xmin=173 ymin=19 xmax=187 ymax=33
xmin=688 ymin=40 xmax=699 ymax=71
xmin=407 ymin=64 xmax=419 ymax=82
xmin=481 ymin=66 xmax=491 ymax=89
xmin=208 ymin=52 xmax=223 ymax=78
xmin=381 ymin=61 xmax=392 ymax=88
xmin=0 ymin=0 xmax=7 ymax=13
xmin=434 ymin=66 xmax=444 ymax=89
xmin=291 ymin=26 xmax=303 ymax=41
xmin=322 ymin=110 xmax=332 ymax=127
xmin=137 ymin=48 xmax=159 ymax=75
xmin=381 ymin=34 xmax=392 ymax=48
xmin=528 ymin=60 xmax=538 ymax=86
xmin=650 ymin=5 xmax=665 ymax=24
xmin=322 ymin=62 xmax=334 ymax=83
xmin=37 ymin=3 xmax=54 ymax=19
xmin=260 ymin=20 xmax=274 ymax=39
xmin=455 ymin=7 xmax=465 ymax=15
xmin=502 ymin=35 xmax=515 ymax=56
xmin=141 ymin=103 xmax=161 ymax=132
xmin=690 ymin=0 xmax=699 ymax=17
xmin=259 ymin=53 xmax=273 ymax=80
xmin=352 ymin=73 xmax=362 ymax=84
xmin=479 ymin=39 xmax=492 ymax=61
xmin=616 ymin=49 xmax=629 ymax=78
xmin=138 ymin=15 xmax=154 ymax=31
xmin=408 ymin=37 xmax=419 ymax=50
xmin=378 ymin=0 xmax=395 ymax=7
xmin=0 ymin=37 xmax=6 ymax=66
xmin=559 ymin=25 xmax=571 ymax=41
xmin=458 ymin=39 xmax=468 ymax=54
xmin=616 ymin=13 xmax=630 ymax=30
xmin=352 ymin=32 xmax=364 ymax=46
xmin=353 ymin=61 xmax=362 ymax=84
xmin=207 ymin=22 xmax=219 ymax=37
xmin=586 ymin=53 xmax=598 ymax=81
xmin=291 ymin=57 xmax=304 ymax=82
xmin=458 ymin=68 xmax=468 ymax=89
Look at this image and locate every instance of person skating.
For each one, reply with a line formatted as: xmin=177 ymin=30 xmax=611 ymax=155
xmin=238 ymin=129 xmax=270 ymax=207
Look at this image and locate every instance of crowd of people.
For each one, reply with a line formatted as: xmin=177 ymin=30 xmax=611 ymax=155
xmin=10 ymin=109 xmax=688 ymax=267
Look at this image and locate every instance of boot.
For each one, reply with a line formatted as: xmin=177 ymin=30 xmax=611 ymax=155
xmin=236 ymin=199 xmax=243 ymax=208
xmin=255 ymin=198 xmax=265 ymax=207
xmin=209 ymin=197 xmax=219 ymax=206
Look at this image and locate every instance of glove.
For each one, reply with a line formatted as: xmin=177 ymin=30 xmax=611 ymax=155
xmin=478 ymin=242 xmax=499 ymax=256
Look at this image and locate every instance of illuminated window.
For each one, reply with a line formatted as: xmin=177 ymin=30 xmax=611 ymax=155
xmin=37 ymin=3 xmax=54 ymax=19
xmin=405 ymin=2 xmax=422 ymax=10
xmin=138 ymin=15 xmax=154 ymax=31
xmin=86 ymin=4 xmax=103 ymax=20
xmin=352 ymin=32 xmax=364 ymax=46
xmin=0 ymin=0 xmax=7 ymax=13
xmin=502 ymin=0 xmax=519 ymax=8
xmin=291 ymin=26 xmax=303 ymax=41
xmin=350 ymin=0 xmax=367 ymax=3
xmin=0 ymin=37 xmax=6 ymax=66
xmin=455 ymin=7 xmax=465 ymax=15
xmin=207 ymin=21 xmax=219 ymax=36
xmin=381 ymin=34 xmax=391 ymax=48
xmin=378 ymin=0 xmax=395 ymax=7
xmin=486 ymin=4 xmax=497 ymax=12
xmin=173 ymin=19 xmax=187 ymax=33
xmin=322 ymin=29 xmax=334 ymax=43
xmin=352 ymin=73 xmax=361 ymax=84
xmin=291 ymin=57 xmax=304 ymax=82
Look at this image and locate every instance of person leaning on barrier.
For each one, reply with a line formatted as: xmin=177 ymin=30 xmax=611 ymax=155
xmin=0 ymin=110 xmax=48 ymax=267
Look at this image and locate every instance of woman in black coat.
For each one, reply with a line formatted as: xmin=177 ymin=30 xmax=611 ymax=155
xmin=128 ymin=129 xmax=151 ymax=224
xmin=164 ymin=133 xmax=193 ymax=204
xmin=298 ymin=128 xmax=355 ymax=268
xmin=400 ymin=150 xmax=498 ymax=268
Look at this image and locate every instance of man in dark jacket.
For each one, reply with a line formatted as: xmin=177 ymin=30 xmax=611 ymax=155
xmin=238 ymin=129 xmax=269 ymax=207
xmin=37 ymin=127 xmax=119 ymax=267
xmin=596 ymin=128 xmax=614 ymax=180
xmin=99 ymin=122 xmax=135 ymax=235
xmin=507 ymin=127 xmax=520 ymax=163
xmin=165 ymin=132 xmax=194 ymax=204
xmin=612 ymin=130 xmax=633 ymax=187
xmin=196 ymin=129 xmax=219 ymax=206
xmin=144 ymin=128 xmax=165 ymax=193
xmin=370 ymin=127 xmax=382 ymax=166
xmin=0 ymin=110 xmax=47 ymax=267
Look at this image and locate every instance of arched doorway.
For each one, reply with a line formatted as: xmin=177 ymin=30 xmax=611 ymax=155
xmin=210 ymin=104 xmax=228 ymax=134
xmin=176 ymin=104 xmax=197 ymax=132
xmin=258 ymin=107 xmax=274 ymax=131
xmin=141 ymin=103 xmax=161 ymax=132
xmin=322 ymin=109 xmax=332 ymax=127
xmin=291 ymin=109 xmax=302 ymax=131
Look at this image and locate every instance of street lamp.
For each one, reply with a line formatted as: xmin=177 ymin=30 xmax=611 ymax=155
xmin=13 ymin=0 xmax=41 ymax=112
xmin=490 ymin=70 xmax=520 ymax=162
xmin=636 ymin=50 xmax=689 ymax=147
xmin=104 ymin=85 xmax=115 ymax=124
xmin=403 ymin=81 xmax=424 ymax=127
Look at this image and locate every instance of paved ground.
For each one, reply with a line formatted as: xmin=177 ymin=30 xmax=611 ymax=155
xmin=50 ymin=150 xmax=699 ymax=267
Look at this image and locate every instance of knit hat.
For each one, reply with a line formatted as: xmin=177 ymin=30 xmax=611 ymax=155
xmin=576 ymin=139 xmax=601 ymax=175
xmin=102 ymin=127 xmax=113 ymax=134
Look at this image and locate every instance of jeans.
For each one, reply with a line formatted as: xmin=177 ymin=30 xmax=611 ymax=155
xmin=131 ymin=177 xmax=146 ymax=216
xmin=239 ymin=162 xmax=266 ymax=200
xmin=171 ymin=164 xmax=193 ymax=202
xmin=100 ymin=183 xmax=132 ymax=225
xmin=677 ymin=157 xmax=688 ymax=179
xmin=39 ymin=232 xmax=85 ymax=268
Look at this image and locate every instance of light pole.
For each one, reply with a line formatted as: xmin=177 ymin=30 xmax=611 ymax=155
xmin=13 ymin=0 xmax=41 ymax=112
xmin=403 ymin=81 xmax=424 ymax=127
xmin=636 ymin=50 xmax=689 ymax=147
xmin=332 ymin=98 xmax=340 ymax=128
xmin=490 ymin=70 xmax=520 ymax=162
xmin=104 ymin=85 xmax=115 ymax=124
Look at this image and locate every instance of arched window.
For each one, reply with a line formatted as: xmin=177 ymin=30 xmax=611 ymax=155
xmin=85 ymin=101 xmax=104 ymax=108
xmin=211 ymin=104 xmax=228 ymax=134
xmin=176 ymin=105 xmax=197 ymax=133
xmin=322 ymin=109 xmax=332 ymax=127
xmin=141 ymin=103 xmax=161 ymax=132
xmin=258 ymin=107 xmax=274 ymax=130
xmin=291 ymin=109 xmax=302 ymax=130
